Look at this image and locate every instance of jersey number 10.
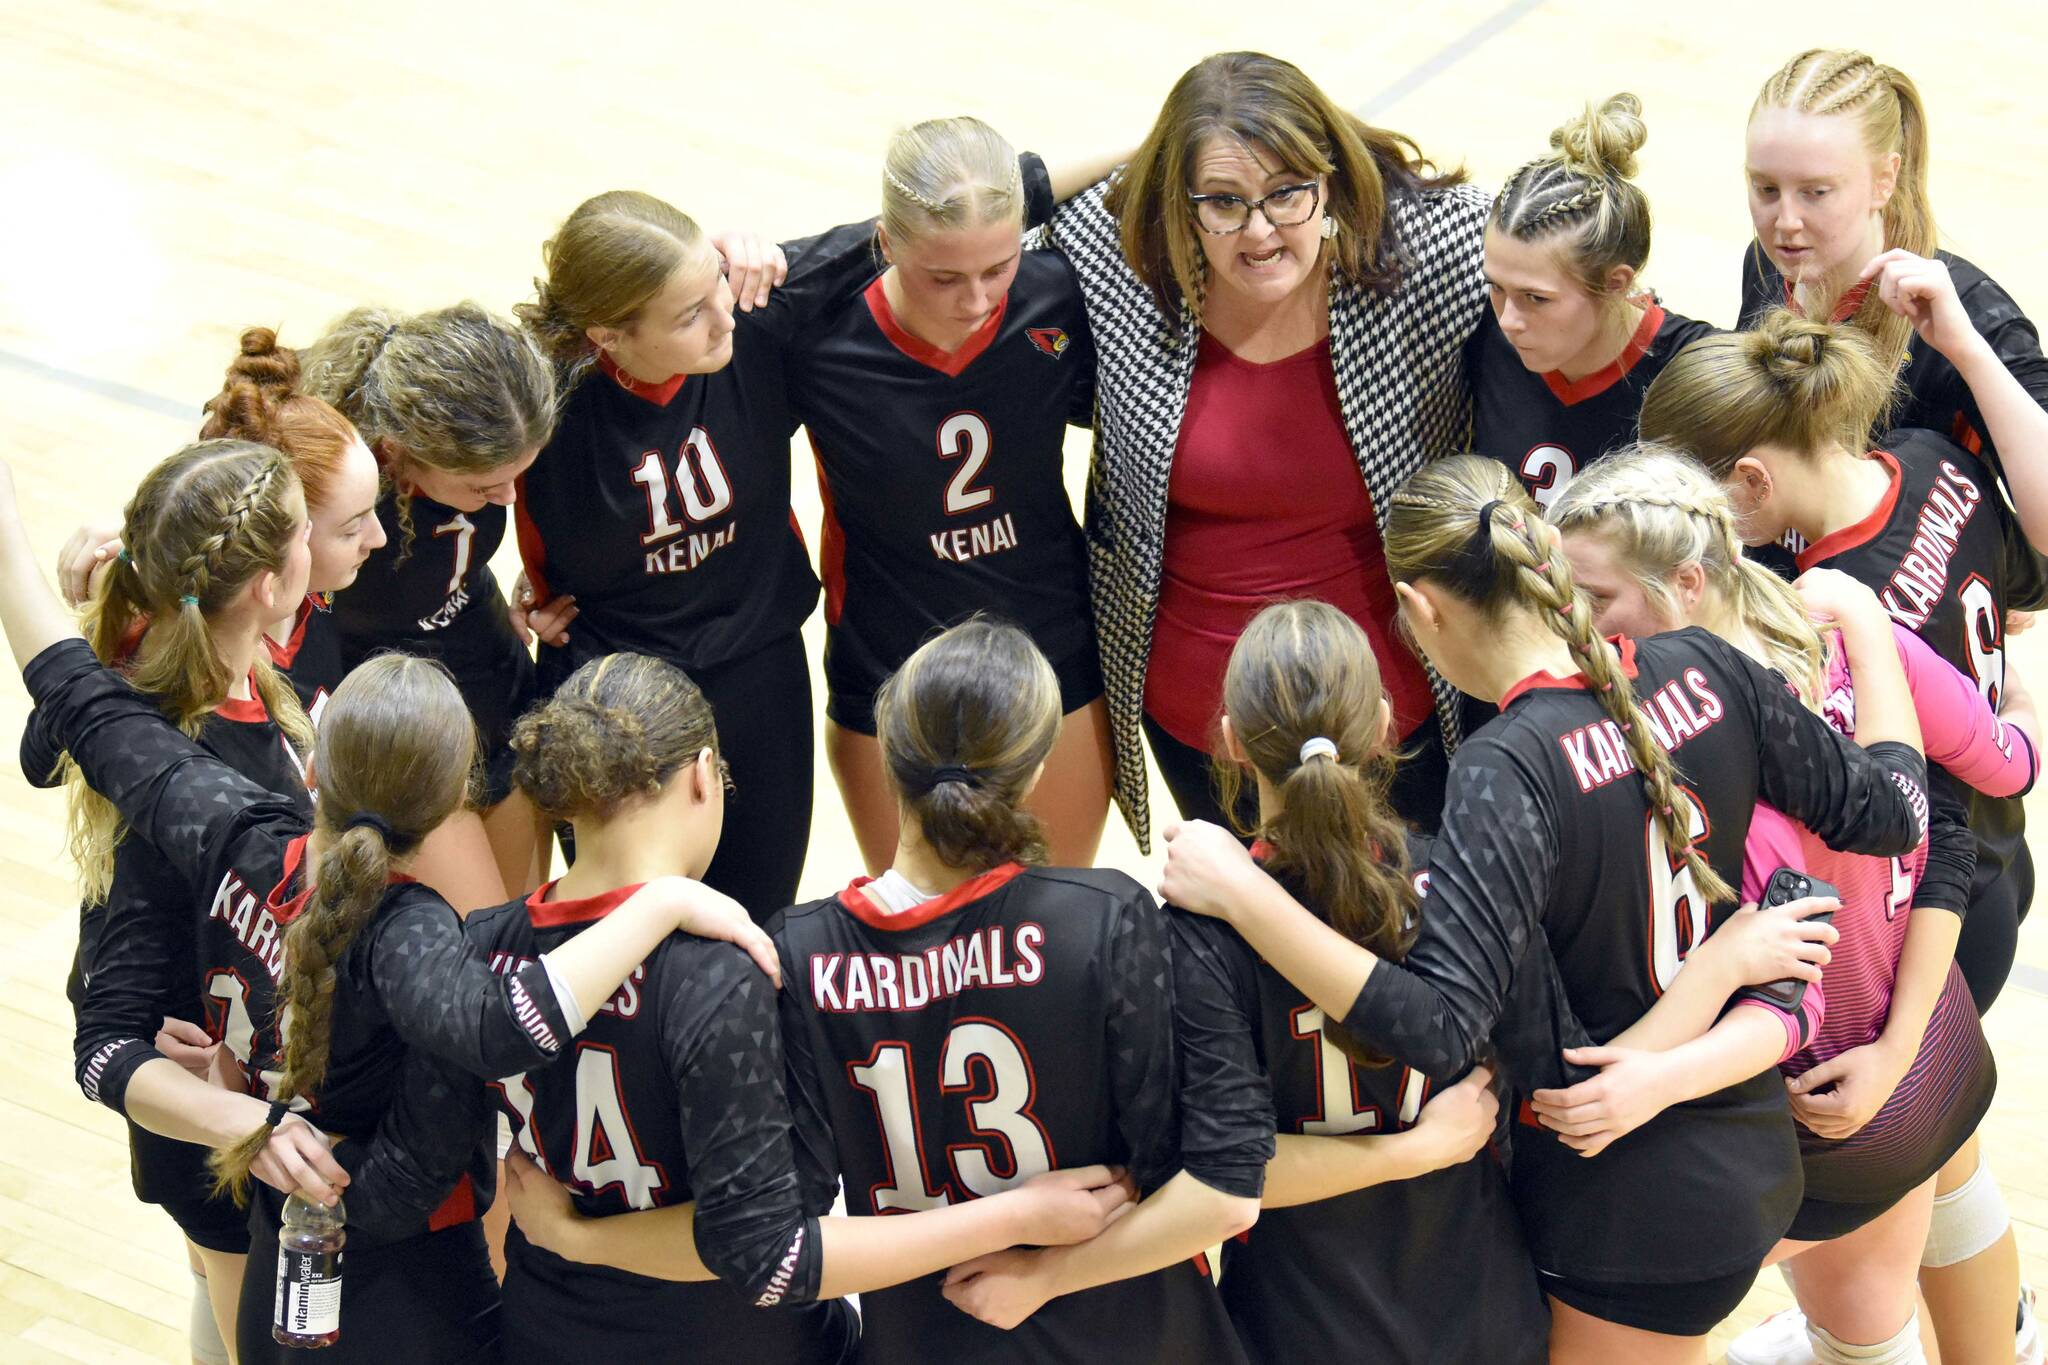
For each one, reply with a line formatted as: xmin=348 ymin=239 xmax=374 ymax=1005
xmin=633 ymin=427 xmax=735 ymax=545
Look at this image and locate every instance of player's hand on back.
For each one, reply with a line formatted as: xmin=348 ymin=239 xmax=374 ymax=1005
xmin=941 ymin=1246 xmax=1059 ymax=1331
xmin=56 ymin=517 xmax=123 ymax=606
xmin=1006 ymin=1164 xmax=1138 ymax=1246
xmin=502 ymin=1146 xmax=590 ymax=1259
xmin=1528 ymin=1046 xmax=1685 ymax=1159
xmin=154 ymin=1017 xmax=220 ymax=1080
xmin=710 ymin=230 xmax=789 ymax=312
xmin=1406 ymin=1066 xmax=1499 ymax=1174
xmin=649 ymin=875 xmax=781 ymax=985
xmin=1158 ymin=819 xmax=1265 ymax=922
xmin=1793 ymin=565 xmax=1889 ymax=633
xmin=1785 ymin=1038 xmax=1911 ymax=1140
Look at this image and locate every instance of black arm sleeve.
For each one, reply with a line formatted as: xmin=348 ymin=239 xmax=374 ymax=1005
xmin=1341 ymin=736 xmax=1557 ymax=1079
xmin=1105 ymin=888 xmax=1185 ymax=1196
xmin=22 ymin=640 xmax=300 ymax=890
xmin=771 ymin=930 xmax=844 ymax=1219
xmin=358 ymin=892 xmax=576 ymax=1078
xmin=333 ymin=1047 xmax=494 ymax=1246
xmin=1735 ymin=644 xmax=1929 ymax=857
xmin=1915 ymin=771 xmax=1978 ymax=920
xmin=670 ymin=946 xmax=823 ymax=1308
xmin=1020 ymin=152 xmax=1056 ymax=231
xmin=748 ymin=221 xmax=885 ymax=348
xmin=73 ymin=840 xmax=187 ymax=1112
xmin=19 ymin=699 xmax=64 ymax=788
xmin=1168 ymin=915 xmax=1274 ymax=1200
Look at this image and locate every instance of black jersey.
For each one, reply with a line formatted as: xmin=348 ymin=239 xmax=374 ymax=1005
xmin=1796 ymin=431 xmax=2031 ymax=963
xmin=517 ymin=327 xmax=821 ymax=686
xmin=1173 ymin=877 xmax=1546 ymax=1365
xmin=773 ymin=865 xmax=1249 ymax=1365
xmin=332 ymin=485 xmax=534 ymax=745
xmin=1341 ymin=628 xmax=1927 ymax=1283
xmin=785 ymin=221 xmax=1096 ymax=719
xmin=29 ymin=638 xmax=575 ymax=1243
xmin=1739 ymin=244 xmax=2048 ymax=606
xmin=268 ymin=593 xmax=346 ymax=723
xmin=461 ymin=880 xmax=854 ymax=1360
xmin=1468 ymin=300 xmax=1717 ymax=513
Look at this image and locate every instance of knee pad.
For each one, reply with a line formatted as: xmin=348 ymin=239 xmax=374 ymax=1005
xmin=1921 ymin=1162 xmax=2009 ymax=1269
xmin=1808 ymin=1311 xmax=1926 ymax=1364
xmin=189 ymin=1268 xmax=230 ymax=1365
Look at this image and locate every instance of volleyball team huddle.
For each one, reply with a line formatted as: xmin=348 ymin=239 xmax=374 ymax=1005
xmin=16 ymin=41 xmax=2048 ymax=1365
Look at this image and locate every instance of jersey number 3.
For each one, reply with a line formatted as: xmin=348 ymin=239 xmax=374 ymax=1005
xmin=849 ymin=1018 xmax=1052 ymax=1213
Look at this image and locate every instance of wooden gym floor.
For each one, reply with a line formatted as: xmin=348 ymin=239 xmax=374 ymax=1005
xmin=1 ymin=1 xmax=2043 ymax=1358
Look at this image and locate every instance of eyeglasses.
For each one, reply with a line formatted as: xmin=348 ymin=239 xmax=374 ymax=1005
xmin=1186 ymin=181 xmax=1321 ymax=235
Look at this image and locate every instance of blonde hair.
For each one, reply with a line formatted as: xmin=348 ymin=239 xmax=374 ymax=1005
xmin=1549 ymin=445 xmax=1828 ymax=702
xmin=1493 ymin=93 xmax=1653 ymax=310
xmin=875 ymin=619 xmax=1060 ymax=871
xmin=210 ymin=654 xmax=476 ymax=1201
xmin=511 ymin=652 xmax=724 ymax=822
xmin=68 ymin=441 xmax=314 ymax=903
xmin=1752 ymin=50 xmax=1936 ymax=371
xmin=1219 ymin=601 xmax=1416 ymax=1066
xmin=515 ymin=190 xmax=707 ymax=380
xmin=1383 ymin=456 xmax=1732 ymax=903
xmin=880 ymin=116 xmax=1023 ymax=248
xmin=1104 ymin=50 xmax=1465 ymax=322
xmin=1639 ymin=309 xmax=1893 ymax=477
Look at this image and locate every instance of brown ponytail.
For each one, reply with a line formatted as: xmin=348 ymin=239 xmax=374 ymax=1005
xmin=1219 ymin=601 xmax=1417 ymax=1065
xmin=514 ymin=191 xmax=705 ymax=383
xmin=209 ymin=654 xmax=477 ymax=1200
xmin=1383 ymin=456 xmax=1732 ymax=904
xmin=875 ymin=619 xmax=1060 ymax=871
xmin=510 ymin=652 xmax=724 ymax=821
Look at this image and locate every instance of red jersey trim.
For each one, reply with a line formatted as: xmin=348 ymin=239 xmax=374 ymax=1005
xmin=1781 ymin=274 xmax=1874 ymax=324
xmin=513 ymin=477 xmax=552 ymax=605
xmin=596 ymin=349 xmax=688 ymax=407
xmin=1796 ymin=450 xmax=1902 ymax=570
xmin=265 ymin=595 xmax=322 ymax=671
xmin=427 ymin=1173 xmax=477 ymax=1231
xmin=807 ymin=432 xmax=847 ymax=626
xmin=267 ymin=835 xmax=315 ymax=923
xmin=837 ymin=862 xmax=1028 ymax=930
xmin=1497 ymin=635 xmax=1640 ymax=710
xmin=863 ymin=276 xmax=1009 ymax=378
xmin=526 ymin=879 xmax=647 ymax=929
xmin=216 ymin=676 xmax=273 ymax=725
xmin=1540 ymin=303 xmax=1666 ymax=406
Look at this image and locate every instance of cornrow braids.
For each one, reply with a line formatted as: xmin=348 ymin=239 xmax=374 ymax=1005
xmin=879 ymin=117 xmax=1026 ymax=250
xmin=1384 ymin=456 xmax=1731 ymax=905
xmin=174 ymin=457 xmax=286 ymax=610
xmin=1492 ymin=94 xmax=1651 ymax=303
xmin=1549 ymin=444 xmax=1829 ymax=704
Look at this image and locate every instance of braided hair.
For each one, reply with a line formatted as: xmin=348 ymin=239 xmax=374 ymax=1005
xmin=1383 ymin=456 xmax=1732 ymax=904
xmin=879 ymin=116 xmax=1024 ymax=247
xmin=1549 ymin=444 xmax=1828 ymax=703
xmin=67 ymin=441 xmax=312 ymax=904
xmin=210 ymin=654 xmax=477 ymax=1201
xmin=1492 ymin=93 xmax=1652 ymax=304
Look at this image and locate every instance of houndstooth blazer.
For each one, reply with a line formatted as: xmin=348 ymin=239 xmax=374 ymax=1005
xmin=1048 ymin=178 xmax=1493 ymax=852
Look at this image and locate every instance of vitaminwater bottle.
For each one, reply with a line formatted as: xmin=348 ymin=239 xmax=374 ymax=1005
xmin=273 ymin=1194 xmax=345 ymax=1348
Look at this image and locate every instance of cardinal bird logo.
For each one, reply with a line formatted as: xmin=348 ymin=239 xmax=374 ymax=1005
xmin=1026 ymin=327 xmax=1070 ymax=358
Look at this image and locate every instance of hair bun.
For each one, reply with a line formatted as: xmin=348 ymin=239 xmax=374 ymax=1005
xmin=1549 ymin=92 xmax=1646 ymax=181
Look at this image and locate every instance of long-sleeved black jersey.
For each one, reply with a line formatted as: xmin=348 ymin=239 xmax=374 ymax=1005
xmin=27 ymin=637 xmax=577 ymax=1243
xmin=332 ymin=486 xmax=535 ymax=771
xmin=1739 ymin=243 xmax=2048 ymax=607
xmin=1173 ymin=855 xmax=1547 ymax=1365
xmin=1793 ymin=431 xmax=2030 ymax=1000
xmin=1468 ymin=300 xmax=1716 ymax=514
xmin=772 ymin=865 xmax=1249 ymax=1365
xmin=1341 ymin=628 xmax=1927 ymax=1283
xmin=784 ymin=221 xmax=1096 ymax=728
xmin=459 ymin=880 xmax=856 ymax=1361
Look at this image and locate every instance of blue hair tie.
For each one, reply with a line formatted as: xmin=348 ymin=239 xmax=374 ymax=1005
xmin=179 ymin=594 xmax=199 ymax=607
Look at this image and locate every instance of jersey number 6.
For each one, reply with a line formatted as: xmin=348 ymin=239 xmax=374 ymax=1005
xmin=1646 ymin=797 xmax=1710 ymax=994
xmin=850 ymin=1017 xmax=1053 ymax=1213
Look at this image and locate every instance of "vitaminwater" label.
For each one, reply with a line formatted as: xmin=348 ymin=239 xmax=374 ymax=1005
xmin=275 ymin=1247 xmax=342 ymax=1337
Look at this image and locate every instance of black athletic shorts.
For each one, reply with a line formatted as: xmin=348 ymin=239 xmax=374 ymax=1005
xmin=1540 ymin=1263 xmax=1760 ymax=1337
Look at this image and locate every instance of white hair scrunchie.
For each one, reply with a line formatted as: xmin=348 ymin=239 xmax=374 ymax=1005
xmin=1298 ymin=737 xmax=1339 ymax=765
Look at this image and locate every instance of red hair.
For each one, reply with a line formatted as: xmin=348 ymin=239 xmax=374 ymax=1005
xmin=200 ymin=327 xmax=360 ymax=508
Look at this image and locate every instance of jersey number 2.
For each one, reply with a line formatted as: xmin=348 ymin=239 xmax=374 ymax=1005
xmin=633 ymin=427 xmax=735 ymax=545
xmin=937 ymin=412 xmax=994 ymax=515
xmin=849 ymin=1018 xmax=1052 ymax=1212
